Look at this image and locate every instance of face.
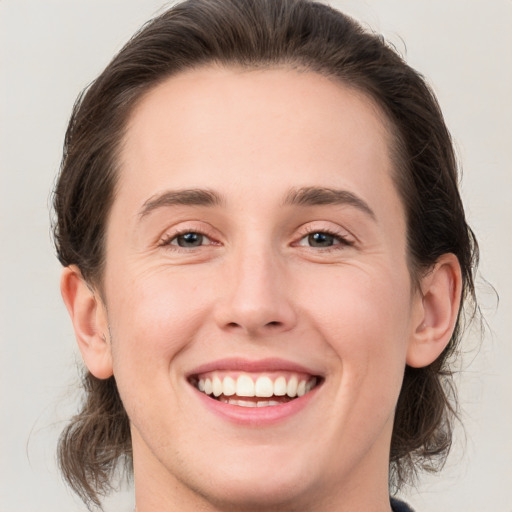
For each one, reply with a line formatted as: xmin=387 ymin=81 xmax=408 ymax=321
xmin=98 ymin=67 xmax=424 ymax=510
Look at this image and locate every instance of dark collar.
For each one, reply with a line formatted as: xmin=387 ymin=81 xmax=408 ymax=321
xmin=390 ymin=497 xmax=415 ymax=512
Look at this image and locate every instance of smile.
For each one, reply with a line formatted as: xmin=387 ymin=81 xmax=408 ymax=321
xmin=189 ymin=372 xmax=319 ymax=408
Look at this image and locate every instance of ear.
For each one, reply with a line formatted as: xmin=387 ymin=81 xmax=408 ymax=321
xmin=60 ymin=265 xmax=113 ymax=379
xmin=407 ymin=253 xmax=463 ymax=368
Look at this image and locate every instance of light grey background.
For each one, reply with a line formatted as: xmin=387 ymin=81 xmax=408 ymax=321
xmin=1 ymin=1 xmax=511 ymax=511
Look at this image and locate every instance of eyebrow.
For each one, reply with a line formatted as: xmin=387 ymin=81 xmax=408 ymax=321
xmin=139 ymin=188 xmax=225 ymax=218
xmin=138 ymin=186 xmax=376 ymax=221
xmin=284 ymin=186 xmax=376 ymax=220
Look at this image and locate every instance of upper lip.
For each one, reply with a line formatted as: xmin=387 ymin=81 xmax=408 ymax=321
xmin=186 ymin=357 xmax=322 ymax=378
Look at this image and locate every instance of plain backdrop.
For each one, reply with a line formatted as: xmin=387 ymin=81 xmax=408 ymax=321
xmin=1 ymin=1 xmax=511 ymax=511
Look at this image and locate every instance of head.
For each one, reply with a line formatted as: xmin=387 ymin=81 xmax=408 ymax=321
xmin=53 ymin=0 xmax=478 ymax=509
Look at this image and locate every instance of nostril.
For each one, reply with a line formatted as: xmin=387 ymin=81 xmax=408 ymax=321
xmin=224 ymin=320 xmax=282 ymax=331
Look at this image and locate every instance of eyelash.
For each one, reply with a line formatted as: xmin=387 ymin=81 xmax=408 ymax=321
xmin=158 ymin=228 xmax=218 ymax=249
xmin=158 ymin=225 xmax=354 ymax=252
xmin=294 ymin=226 xmax=354 ymax=250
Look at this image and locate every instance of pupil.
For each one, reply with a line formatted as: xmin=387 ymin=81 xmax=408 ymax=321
xmin=308 ymin=232 xmax=334 ymax=247
xmin=178 ymin=232 xmax=203 ymax=247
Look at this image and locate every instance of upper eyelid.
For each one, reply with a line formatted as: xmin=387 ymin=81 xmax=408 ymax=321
xmin=169 ymin=232 xmax=213 ymax=245
xmin=157 ymin=222 xmax=220 ymax=246
xmin=295 ymin=231 xmax=353 ymax=249
xmin=294 ymin=222 xmax=355 ymax=241
xmin=298 ymin=225 xmax=349 ymax=237
xmin=156 ymin=220 xmax=356 ymax=245
xmin=299 ymin=230 xmax=349 ymax=241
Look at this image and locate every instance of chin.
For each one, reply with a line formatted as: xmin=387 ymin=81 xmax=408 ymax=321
xmin=195 ymin=471 xmax=317 ymax=512
xmin=177 ymin=445 xmax=321 ymax=511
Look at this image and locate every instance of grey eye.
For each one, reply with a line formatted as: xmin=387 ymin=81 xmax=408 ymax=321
xmin=307 ymin=232 xmax=335 ymax=247
xmin=175 ymin=232 xmax=204 ymax=247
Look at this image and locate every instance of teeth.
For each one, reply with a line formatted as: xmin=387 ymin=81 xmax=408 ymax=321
xmin=254 ymin=376 xmax=274 ymax=397
xmin=274 ymin=376 xmax=287 ymax=396
xmin=233 ymin=399 xmax=258 ymax=407
xmin=223 ymin=376 xmax=236 ymax=396
xmin=219 ymin=397 xmax=285 ymax=408
xmin=286 ymin=376 xmax=298 ymax=397
xmin=297 ymin=380 xmax=306 ymax=397
xmin=236 ymin=375 xmax=255 ymax=397
xmin=212 ymin=376 xmax=223 ymax=397
xmin=204 ymin=378 xmax=213 ymax=395
xmin=195 ymin=372 xmax=318 ymax=403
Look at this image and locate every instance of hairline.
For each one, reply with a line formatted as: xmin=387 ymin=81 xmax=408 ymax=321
xmin=89 ymin=62 xmax=422 ymax=293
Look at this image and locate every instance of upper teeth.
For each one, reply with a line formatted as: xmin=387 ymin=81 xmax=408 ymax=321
xmin=196 ymin=373 xmax=317 ymax=399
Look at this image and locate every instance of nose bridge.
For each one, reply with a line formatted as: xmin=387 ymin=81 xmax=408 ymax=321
xmin=216 ymin=239 xmax=296 ymax=335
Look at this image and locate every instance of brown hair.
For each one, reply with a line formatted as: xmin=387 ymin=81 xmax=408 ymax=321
xmin=53 ymin=0 xmax=478 ymax=508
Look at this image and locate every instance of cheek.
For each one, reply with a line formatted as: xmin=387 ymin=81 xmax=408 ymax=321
xmin=302 ymin=262 xmax=412 ymax=379
xmin=105 ymin=270 xmax=214 ymax=436
xmin=106 ymin=269 xmax=211 ymax=374
xmin=307 ymin=261 xmax=412 ymax=333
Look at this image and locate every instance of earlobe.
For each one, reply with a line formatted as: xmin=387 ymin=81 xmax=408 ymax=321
xmin=60 ymin=266 xmax=113 ymax=379
xmin=406 ymin=253 xmax=463 ymax=368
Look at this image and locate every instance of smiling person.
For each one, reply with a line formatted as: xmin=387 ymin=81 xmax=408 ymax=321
xmin=53 ymin=1 xmax=478 ymax=511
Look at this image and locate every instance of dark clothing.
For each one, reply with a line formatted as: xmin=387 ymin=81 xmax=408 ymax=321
xmin=391 ymin=497 xmax=415 ymax=512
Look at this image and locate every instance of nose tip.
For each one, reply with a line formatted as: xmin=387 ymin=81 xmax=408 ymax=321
xmin=214 ymin=257 xmax=297 ymax=336
xmin=218 ymin=286 xmax=297 ymax=335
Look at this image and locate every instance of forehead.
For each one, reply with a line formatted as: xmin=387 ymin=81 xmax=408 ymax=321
xmin=117 ymin=66 xmax=401 ymax=219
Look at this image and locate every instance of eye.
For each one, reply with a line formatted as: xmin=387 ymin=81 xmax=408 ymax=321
xmin=296 ymin=230 xmax=352 ymax=249
xmin=167 ymin=231 xmax=212 ymax=248
xmin=304 ymin=232 xmax=336 ymax=247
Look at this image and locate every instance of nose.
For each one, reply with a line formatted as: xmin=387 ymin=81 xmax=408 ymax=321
xmin=214 ymin=246 xmax=297 ymax=336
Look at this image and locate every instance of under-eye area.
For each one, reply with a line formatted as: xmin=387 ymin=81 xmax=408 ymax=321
xmin=188 ymin=372 xmax=322 ymax=407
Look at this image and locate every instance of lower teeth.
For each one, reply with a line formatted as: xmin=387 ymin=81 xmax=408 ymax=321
xmin=218 ymin=397 xmax=288 ymax=407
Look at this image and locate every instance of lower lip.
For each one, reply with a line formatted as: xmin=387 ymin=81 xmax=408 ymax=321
xmin=191 ymin=384 xmax=320 ymax=426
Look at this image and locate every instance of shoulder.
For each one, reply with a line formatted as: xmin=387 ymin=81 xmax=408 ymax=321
xmin=391 ymin=497 xmax=415 ymax=512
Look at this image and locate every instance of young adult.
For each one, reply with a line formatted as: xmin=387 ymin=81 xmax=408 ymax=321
xmin=53 ymin=0 xmax=478 ymax=510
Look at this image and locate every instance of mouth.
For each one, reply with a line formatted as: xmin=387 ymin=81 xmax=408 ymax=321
xmin=188 ymin=371 xmax=321 ymax=408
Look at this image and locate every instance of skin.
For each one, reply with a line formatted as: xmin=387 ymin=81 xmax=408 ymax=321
xmin=62 ymin=67 xmax=462 ymax=512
